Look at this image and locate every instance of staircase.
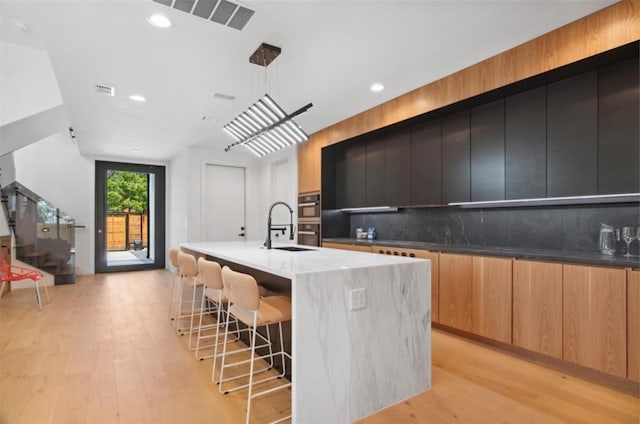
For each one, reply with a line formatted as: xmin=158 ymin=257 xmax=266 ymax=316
xmin=1 ymin=182 xmax=76 ymax=284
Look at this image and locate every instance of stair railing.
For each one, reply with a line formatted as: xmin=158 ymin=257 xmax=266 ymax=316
xmin=0 ymin=181 xmax=76 ymax=284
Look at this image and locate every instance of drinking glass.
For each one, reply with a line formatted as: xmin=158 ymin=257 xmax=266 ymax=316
xmin=621 ymin=226 xmax=634 ymax=257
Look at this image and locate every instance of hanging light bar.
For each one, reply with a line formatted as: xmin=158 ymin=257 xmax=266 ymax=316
xmin=224 ymin=93 xmax=313 ymax=156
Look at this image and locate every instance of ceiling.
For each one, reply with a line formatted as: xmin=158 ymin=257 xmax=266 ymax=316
xmin=0 ymin=0 xmax=616 ymax=162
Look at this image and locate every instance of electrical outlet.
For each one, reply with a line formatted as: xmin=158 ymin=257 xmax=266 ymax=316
xmin=349 ymin=288 xmax=366 ymax=311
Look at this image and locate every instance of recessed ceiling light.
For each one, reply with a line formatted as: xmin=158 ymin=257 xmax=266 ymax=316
xmin=11 ymin=20 xmax=31 ymax=32
xmin=147 ymin=14 xmax=171 ymax=28
xmin=129 ymin=94 xmax=146 ymax=102
xmin=370 ymin=82 xmax=385 ymax=92
xmin=133 ymin=149 xmax=141 ymax=153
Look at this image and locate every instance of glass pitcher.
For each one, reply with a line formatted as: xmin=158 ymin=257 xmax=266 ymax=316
xmin=598 ymin=223 xmax=616 ymax=255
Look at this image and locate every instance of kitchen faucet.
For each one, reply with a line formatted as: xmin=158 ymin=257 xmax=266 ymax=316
xmin=265 ymin=201 xmax=294 ymax=249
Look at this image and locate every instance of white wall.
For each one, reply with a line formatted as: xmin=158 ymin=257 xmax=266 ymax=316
xmin=168 ymin=148 xmax=189 ymax=252
xmin=0 ymin=41 xmax=64 ymax=126
xmin=0 ymin=153 xmax=16 ymax=237
xmin=167 ymin=144 xmax=298 ymax=251
xmin=13 ymin=132 xmax=94 ymax=274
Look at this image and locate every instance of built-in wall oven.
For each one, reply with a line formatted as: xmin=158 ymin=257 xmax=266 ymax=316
xmin=298 ymin=193 xmax=320 ymax=219
xmin=298 ymin=193 xmax=320 ymax=246
xmin=297 ymin=222 xmax=320 ymax=247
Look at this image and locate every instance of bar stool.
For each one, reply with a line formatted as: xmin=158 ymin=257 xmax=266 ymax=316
xmin=218 ymin=266 xmax=292 ymax=424
xmin=176 ymin=251 xmax=209 ymax=349
xmin=168 ymin=247 xmax=182 ymax=322
xmin=195 ymin=257 xmax=239 ymax=361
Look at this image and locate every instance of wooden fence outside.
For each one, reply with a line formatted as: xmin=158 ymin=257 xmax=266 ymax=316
xmin=106 ymin=213 xmax=148 ymax=251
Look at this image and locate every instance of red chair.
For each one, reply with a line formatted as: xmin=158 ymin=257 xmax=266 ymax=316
xmin=0 ymin=254 xmax=49 ymax=311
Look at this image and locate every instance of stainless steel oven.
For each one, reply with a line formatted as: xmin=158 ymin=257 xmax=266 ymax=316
xmin=297 ymin=222 xmax=320 ymax=247
xmin=298 ymin=193 xmax=320 ymax=220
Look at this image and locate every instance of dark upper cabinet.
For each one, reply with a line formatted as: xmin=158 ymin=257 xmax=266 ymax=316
xmin=321 ymin=147 xmax=336 ymax=209
xmin=366 ymin=136 xmax=386 ymax=206
xmin=471 ymin=99 xmax=505 ymax=201
xmin=411 ymin=120 xmax=442 ymax=205
xmin=442 ymin=110 xmax=471 ymax=203
xmin=322 ymin=46 xmax=638 ymax=211
xmin=505 ymin=86 xmax=547 ymax=199
xmin=547 ymin=71 xmax=598 ymax=197
xmin=385 ymin=129 xmax=411 ymax=206
xmin=334 ymin=142 xmax=366 ymax=208
xmin=598 ymin=57 xmax=640 ymax=194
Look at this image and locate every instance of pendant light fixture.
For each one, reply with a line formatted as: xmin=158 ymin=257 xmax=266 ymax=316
xmin=223 ymin=43 xmax=313 ymax=157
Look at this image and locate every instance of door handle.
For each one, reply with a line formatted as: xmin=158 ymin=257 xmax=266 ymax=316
xmin=238 ymin=233 xmax=245 ymax=237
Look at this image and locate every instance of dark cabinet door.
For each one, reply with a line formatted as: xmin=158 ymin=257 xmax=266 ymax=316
xmin=411 ymin=120 xmax=442 ymax=205
xmin=321 ymin=147 xmax=336 ymax=209
xmin=547 ymin=71 xmax=598 ymax=197
xmin=598 ymin=57 xmax=640 ymax=194
xmin=505 ymin=86 xmax=547 ymax=199
xmin=335 ymin=142 xmax=366 ymax=208
xmin=385 ymin=129 xmax=411 ymax=206
xmin=366 ymin=136 xmax=386 ymax=206
xmin=442 ymin=110 xmax=471 ymax=203
xmin=471 ymin=99 xmax=505 ymax=201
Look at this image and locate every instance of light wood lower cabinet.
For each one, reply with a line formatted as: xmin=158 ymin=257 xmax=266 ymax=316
xmin=439 ymin=254 xmax=512 ymax=343
xmin=439 ymin=253 xmax=473 ymax=332
xmin=563 ymin=264 xmax=627 ymax=378
xmin=628 ymin=269 xmax=639 ymax=382
xmin=472 ymin=256 xmax=513 ymax=344
xmin=325 ymin=242 xmax=635 ymax=380
xmin=512 ymin=260 xmax=563 ymax=359
xmin=350 ymin=244 xmax=374 ymax=253
xmin=322 ymin=242 xmax=372 ymax=253
xmin=424 ymin=251 xmax=439 ymax=323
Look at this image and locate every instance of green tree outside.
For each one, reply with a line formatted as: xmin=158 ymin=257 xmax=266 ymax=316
xmin=106 ymin=171 xmax=148 ymax=213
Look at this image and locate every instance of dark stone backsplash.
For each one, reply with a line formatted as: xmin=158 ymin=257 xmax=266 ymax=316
xmin=324 ymin=203 xmax=640 ymax=255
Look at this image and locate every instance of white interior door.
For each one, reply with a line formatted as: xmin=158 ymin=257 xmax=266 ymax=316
xmin=204 ymin=164 xmax=245 ymax=241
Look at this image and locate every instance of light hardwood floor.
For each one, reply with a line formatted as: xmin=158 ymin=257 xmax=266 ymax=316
xmin=1 ymin=270 xmax=638 ymax=423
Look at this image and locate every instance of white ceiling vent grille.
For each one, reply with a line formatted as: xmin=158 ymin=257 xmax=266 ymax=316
xmin=153 ymin=0 xmax=254 ymax=31
xmin=213 ymin=92 xmax=235 ymax=101
xmin=95 ymin=84 xmax=115 ymax=96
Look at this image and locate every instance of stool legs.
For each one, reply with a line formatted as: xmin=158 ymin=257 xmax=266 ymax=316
xmin=245 ymin=316 xmax=292 ymax=424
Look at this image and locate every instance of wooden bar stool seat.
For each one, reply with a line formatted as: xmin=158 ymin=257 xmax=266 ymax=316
xmin=218 ymin=266 xmax=292 ymax=424
xmin=195 ymin=257 xmax=238 ymax=361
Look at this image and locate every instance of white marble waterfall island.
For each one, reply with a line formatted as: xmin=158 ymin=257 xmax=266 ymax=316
xmin=181 ymin=241 xmax=431 ymax=423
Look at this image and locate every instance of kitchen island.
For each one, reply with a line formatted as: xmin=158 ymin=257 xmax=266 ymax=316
xmin=181 ymin=241 xmax=431 ymax=424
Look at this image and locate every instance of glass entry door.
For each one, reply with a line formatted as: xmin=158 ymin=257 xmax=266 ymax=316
xmin=95 ymin=161 xmax=165 ymax=273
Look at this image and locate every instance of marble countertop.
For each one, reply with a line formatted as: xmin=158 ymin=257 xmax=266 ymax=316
xmin=323 ymin=238 xmax=640 ymax=269
xmin=181 ymin=240 xmax=426 ymax=279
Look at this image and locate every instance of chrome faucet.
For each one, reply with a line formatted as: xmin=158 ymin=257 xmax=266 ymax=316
xmin=265 ymin=201 xmax=294 ymax=249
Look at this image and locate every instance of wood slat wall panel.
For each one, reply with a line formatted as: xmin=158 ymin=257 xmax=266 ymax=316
xmin=298 ymin=0 xmax=640 ymax=194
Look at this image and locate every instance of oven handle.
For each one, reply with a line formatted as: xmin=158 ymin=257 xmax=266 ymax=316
xmin=298 ymin=231 xmax=317 ymax=235
xmin=298 ymin=202 xmax=318 ymax=207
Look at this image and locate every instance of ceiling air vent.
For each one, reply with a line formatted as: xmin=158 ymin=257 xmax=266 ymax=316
xmin=95 ymin=84 xmax=115 ymax=96
xmin=153 ymin=0 xmax=254 ymax=31
xmin=213 ymin=92 xmax=236 ymax=101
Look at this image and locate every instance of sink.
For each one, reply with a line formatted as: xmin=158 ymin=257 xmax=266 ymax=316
xmin=273 ymin=246 xmax=316 ymax=252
